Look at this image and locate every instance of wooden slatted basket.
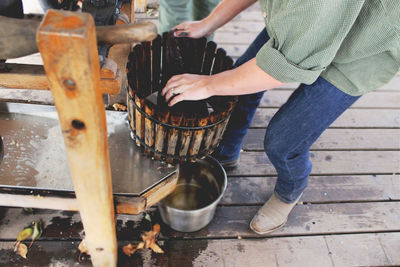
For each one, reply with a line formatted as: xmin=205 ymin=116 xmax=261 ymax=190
xmin=126 ymin=32 xmax=237 ymax=163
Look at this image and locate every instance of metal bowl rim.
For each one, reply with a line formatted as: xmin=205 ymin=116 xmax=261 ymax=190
xmin=159 ymin=155 xmax=227 ymax=214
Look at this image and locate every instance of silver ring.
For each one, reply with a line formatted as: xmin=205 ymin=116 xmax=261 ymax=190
xmin=171 ymin=87 xmax=177 ymax=96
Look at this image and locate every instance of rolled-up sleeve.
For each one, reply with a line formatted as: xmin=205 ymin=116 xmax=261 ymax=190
xmin=256 ymin=0 xmax=365 ymax=84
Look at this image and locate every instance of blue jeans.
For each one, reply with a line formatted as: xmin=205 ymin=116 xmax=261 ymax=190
xmin=214 ymin=29 xmax=361 ymax=203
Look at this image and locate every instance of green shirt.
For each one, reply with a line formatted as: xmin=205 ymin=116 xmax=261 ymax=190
xmin=256 ymin=0 xmax=400 ymax=96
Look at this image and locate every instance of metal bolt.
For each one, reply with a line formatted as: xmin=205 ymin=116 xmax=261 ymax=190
xmin=63 ymin=79 xmax=76 ymax=91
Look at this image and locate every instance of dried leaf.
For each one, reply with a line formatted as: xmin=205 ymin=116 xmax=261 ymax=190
xmin=112 ymin=103 xmax=127 ymax=111
xmin=149 ymin=243 xmax=164 ymax=254
xmin=14 ymin=241 xmax=20 ymax=252
xmin=153 ymin=224 xmax=160 ymax=234
xmin=17 ymin=227 xmax=33 ymax=242
xmin=122 ymin=243 xmax=137 ymax=257
xmin=29 ymin=221 xmax=43 ymax=248
xmin=17 ymin=243 xmax=28 ymax=259
xmin=141 ymin=232 xmax=154 ymax=248
xmin=78 ymin=237 xmax=90 ymax=256
xmin=140 ymin=224 xmax=163 ymax=253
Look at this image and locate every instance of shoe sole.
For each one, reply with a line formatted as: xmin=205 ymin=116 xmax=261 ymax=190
xmin=220 ymin=160 xmax=239 ymax=169
xmin=249 ymin=218 xmax=287 ymax=235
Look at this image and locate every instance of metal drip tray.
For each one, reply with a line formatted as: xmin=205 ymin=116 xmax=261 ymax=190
xmin=0 ymin=102 xmax=177 ymax=196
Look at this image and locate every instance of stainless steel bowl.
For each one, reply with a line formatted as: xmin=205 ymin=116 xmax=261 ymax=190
xmin=158 ymin=156 xmax=227 ymax=232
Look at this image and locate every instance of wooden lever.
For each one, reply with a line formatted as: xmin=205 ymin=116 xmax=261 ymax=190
xmin=96 ymin=22 xmax=157 ymax=44
xmin=0 ymin=15 xmax=157 ymax=59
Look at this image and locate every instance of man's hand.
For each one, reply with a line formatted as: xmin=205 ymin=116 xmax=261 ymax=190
xmin=173 ymin=20 xmax=214 ymax=39
xmin=171 ymin=0 xmax=257 ymax=39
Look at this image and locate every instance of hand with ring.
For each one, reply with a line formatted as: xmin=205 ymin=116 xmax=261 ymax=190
xmin=170 ymin=87 xmax=178 ymax=96
xmin=161 ymin=73 xmax=214 ymax=106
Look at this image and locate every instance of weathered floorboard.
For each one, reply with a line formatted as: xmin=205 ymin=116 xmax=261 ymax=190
xmin=0 ymin=241 xmax=92 ymax=267
xmin=0 ymin=88 xmax=53 ymax=105
xmin=1 ymin=201 xmax=400 ymax=240
xmin=215 ymin=31 xmax=260 ymax=45
xmin=221 ymin=175 xmax=400 ymax=205
xmin=243 ymin=128 xmax=400 ymax=150
xmin=379 ymin=76 xmax=400 ymax=91
xmin=252 ymin=108 xmax=400 ymax=128
xmin=1 ymin=233 xmax=399 ymax=266
xmin=258 ymin=90 xmax=400 ymax=109
xmin=171 ymin=233 xmax=399 ymax=267
xmin=161 ymin=202 xmax=400 ymax=238
xmin=323 ymin=233 xmax=400 ymax=266
xmin=229 ymin=151 xmax=400 ymax=176
xmin=268 ymin=80 xmax=399 ymax=92
xmin=231 ymin=11 xmax=265 ymax=22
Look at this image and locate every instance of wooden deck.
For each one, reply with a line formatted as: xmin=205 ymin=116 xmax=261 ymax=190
xmin=1 ymin=2 xmax=400 ymax=266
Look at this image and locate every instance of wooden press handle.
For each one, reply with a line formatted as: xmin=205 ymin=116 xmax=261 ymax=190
xmin=0 ymin=15 xmax=157 ymax=59
xmin=96 ymin=21 xmax=157 ymax=44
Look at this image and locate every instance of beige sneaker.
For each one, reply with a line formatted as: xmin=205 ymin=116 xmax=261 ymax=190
xmin=250 ymin=193 xmax=302 ymax=234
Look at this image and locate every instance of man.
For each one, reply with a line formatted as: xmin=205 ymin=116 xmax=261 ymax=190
xmin=161 ymin=0 xmax=400 ymax=234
